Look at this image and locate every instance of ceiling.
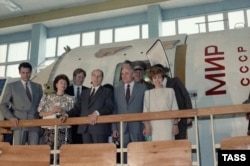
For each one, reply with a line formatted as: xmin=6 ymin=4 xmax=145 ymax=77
xmin=0 ymin=0 xmax=222 ymax=35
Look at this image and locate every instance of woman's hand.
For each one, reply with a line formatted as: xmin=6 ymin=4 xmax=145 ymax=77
xmin=51 ymin=106 xmax=62 ymax=114
xmin=172 ymin=124 xmax=179 ymax=136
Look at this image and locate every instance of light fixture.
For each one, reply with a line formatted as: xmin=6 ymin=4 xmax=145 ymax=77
xmin=0 ymin=0 xmax=22 ymax=12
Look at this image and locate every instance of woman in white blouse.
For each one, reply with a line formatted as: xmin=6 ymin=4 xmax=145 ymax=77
xmin=38 ymin=74 xmax=74 ymax=149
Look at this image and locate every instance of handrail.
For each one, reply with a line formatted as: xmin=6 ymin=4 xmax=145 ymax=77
xmin=1 ymin=104 xmax=249 ymax=166
xmin=0 ymin=104 xmax=249 ymax=128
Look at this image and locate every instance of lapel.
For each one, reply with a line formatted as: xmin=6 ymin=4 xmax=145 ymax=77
xmin=29 ymin=81 xmax=36 ymax=103
xmin=18 ymin=80 xmax=32 ymax=103
xmin=129 ymin=83 xmax=138 ymax=103
xmin=85 ymin=88 xmax=92 ymax=101
xmin=119 ymin=83 xmax=127 ymax=103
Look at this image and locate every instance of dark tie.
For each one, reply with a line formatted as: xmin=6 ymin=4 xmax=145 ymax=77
xmin=76 ymin=87 xmax=80 ymax=100
xmin=26 ymin=82 xmax=32 ymax=101
xmin=89 ymin=88 xmax=95 ymax=103
xmin=126 ymin=84 xmax=130 ymax=103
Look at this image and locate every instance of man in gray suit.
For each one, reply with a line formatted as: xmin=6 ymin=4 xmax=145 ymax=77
xmin=112 ymin=62 xmax=147 ymax=151
xmin=61 ymin=69 xmax=114 ymax=143
xmin=0 ymin=62 xmax=43 ymax=145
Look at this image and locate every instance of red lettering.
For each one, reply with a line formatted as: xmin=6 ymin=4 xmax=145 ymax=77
xmin=205 ymin=46 xmax=224 ymax=56
xmin=240 ymin=66 xmax=249 ymax=73
xmin=205 ymin=73 xmax=226 ymax=95
xmin=238 ymin=55 xmax=248 ymax=62
xmin=237 ymin=47 xmax=249 ymax=87
xmin=238 ymin=47 xmax=247 ymax=52
xmin=205 ymin=57 xmax=225 ymax=72
xmin=241 ymin=78 xmax=250 ymax=86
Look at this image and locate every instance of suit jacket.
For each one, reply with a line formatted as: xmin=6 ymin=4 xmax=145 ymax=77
xmin=166 ymin=76 xmax=192 ymax=110
xmin=0 ymin=80 xmax=43 ymax=132
xmin=166 ymin=76 xmax=192 ymax=139
xmin=68 ymin=86 xmax=114 ymax=135
xmin=65 ymin=85 xmax=88 ymax=97
xmin=112 ymin=82 xmax=146 ymax=135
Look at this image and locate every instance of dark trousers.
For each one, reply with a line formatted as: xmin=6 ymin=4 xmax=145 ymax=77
xmin=175 ymin=119 xmax=188 ymax=140
xmin=82 ymin=133 xmax=109 ymax=143
xmin=71 ymin=125 xmax=82 ymax=144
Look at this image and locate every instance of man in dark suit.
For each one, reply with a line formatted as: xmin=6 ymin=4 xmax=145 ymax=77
xmin=0 ymin=62 xmax=43 ymax=145
xmin=62 ymin=69 xmax=113 ymax=143
xmin=153 ymin=64 xmax=193 ymax=140
xmin=65 ymin=68 xmax=88 ymax=144
xmin=166 ymin=75 xmax=193 ymax=139
xmin=112 ymin=62 xmax=146 ymax=162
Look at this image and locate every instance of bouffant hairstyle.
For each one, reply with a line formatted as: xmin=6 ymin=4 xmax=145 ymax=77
xmin=53 ymin=74 xmax=70 ymax=92
xmin=148 ymin=66 xmax=167 ymax=80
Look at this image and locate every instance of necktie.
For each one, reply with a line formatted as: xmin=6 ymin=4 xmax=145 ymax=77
xmin=26 ymin=82 xmax=32 ymax=101
xmin=76 ymin=87 xmax=80 ymax=100
xmin=89 ymin=88 xmax=95 ymax=103
xmin=126 ymin=84 xmax=130 ymax=103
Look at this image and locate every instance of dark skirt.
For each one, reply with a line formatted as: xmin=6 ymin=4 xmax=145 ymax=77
xmin=44 ymin=128 xmax=72 ymax=149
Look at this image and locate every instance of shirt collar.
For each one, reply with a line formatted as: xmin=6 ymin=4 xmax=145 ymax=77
xmin=125 ymin=81 xmax=135 ymax=88
xmin=91 ymin=85 xmax=100 ymax=91
xmin=21 ymin=80 xmax=30 ymax=86
xmin=73 ymin=84 xmax=82 ymax=88
xmin=131 ymin=81 xmax=135 ymax=87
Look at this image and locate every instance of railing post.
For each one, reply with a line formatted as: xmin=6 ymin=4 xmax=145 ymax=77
xmin=120 ymin=121 xmax=124 ymax=166
xmin=194 ymin=115 xmax=200 ymax=166
xmin=53 ymin=125 xmax=58 ymax=166
xmin=210 ymin=114 xmax=217 ymax=166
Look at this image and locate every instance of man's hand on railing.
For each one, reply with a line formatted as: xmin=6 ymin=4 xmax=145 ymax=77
xmin=187 ymin=118 xmax=193 ymax=125
xmin=59 ymin=114 xmax=68 ymax=123
xmin=10 ymin=118 xmax=18 ymax=126
xmin=112 ymin=130 xmax=119 ymax=138
xmin=88 ymin=111 xmax=98 ymax=125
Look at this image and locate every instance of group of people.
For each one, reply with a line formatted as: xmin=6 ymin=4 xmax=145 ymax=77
xmin=0 ymin=61 xmax=193 ymax=152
